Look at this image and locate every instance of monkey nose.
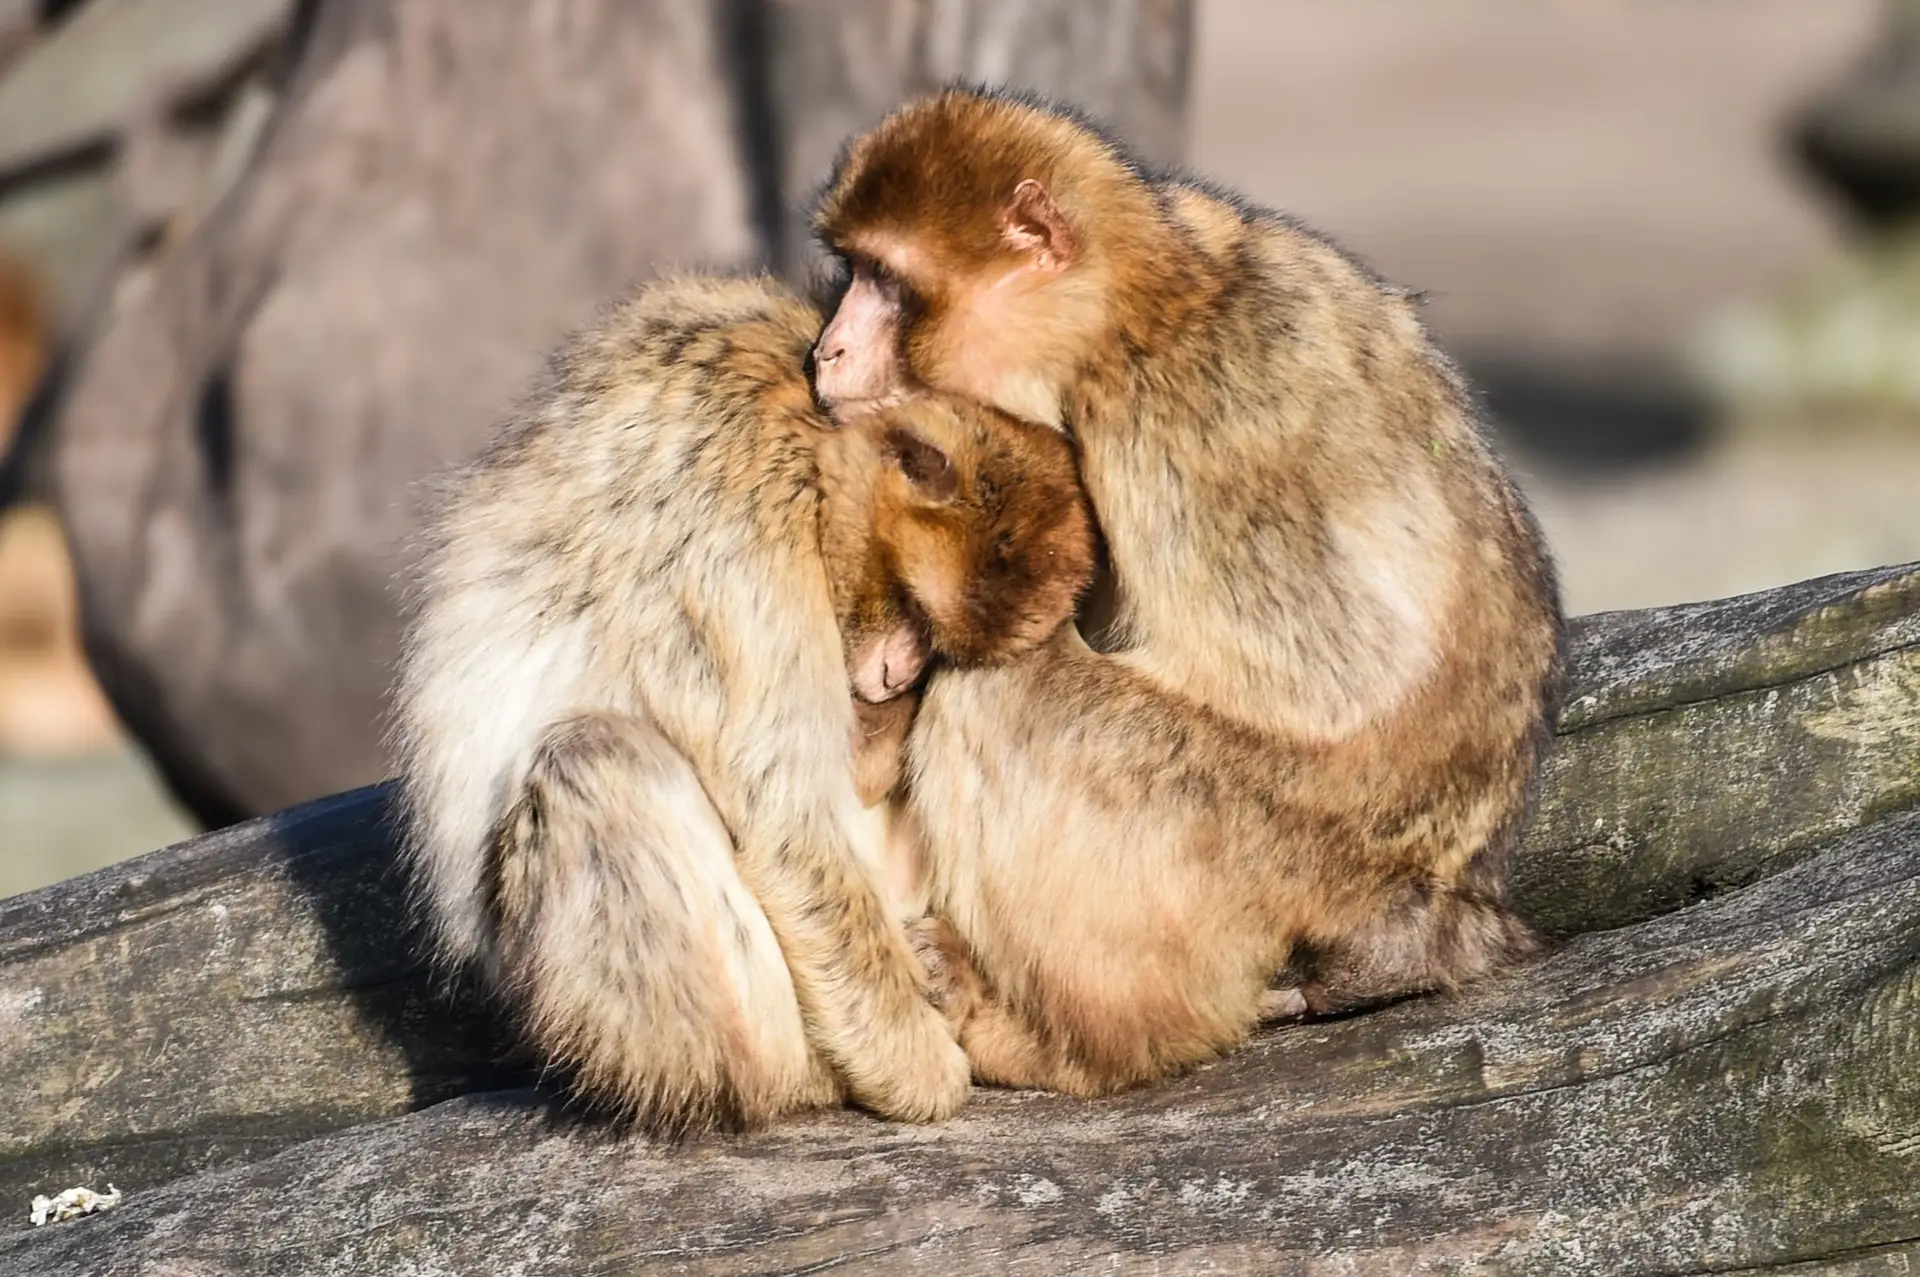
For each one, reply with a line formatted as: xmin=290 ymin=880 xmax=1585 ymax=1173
xmin=815 ymin=340 xmax=843 ymax=365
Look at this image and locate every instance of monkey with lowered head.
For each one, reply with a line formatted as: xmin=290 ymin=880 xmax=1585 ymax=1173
xmin=810 ymin=87 xmax=1565 ymax=1097
xmin=823 ymin=392 xmax=1096 ymax=918
xmin=819 ymin=392 xmax=1096 ymax=802
xmin=391 ymin=272 xmax=1094 ymax=1132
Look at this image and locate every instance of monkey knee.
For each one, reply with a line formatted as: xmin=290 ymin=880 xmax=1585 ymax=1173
xmin=525 ymin=712 xmax=672 ymax=803
xmin=491 ymin=711 xmax=836 ymax=1131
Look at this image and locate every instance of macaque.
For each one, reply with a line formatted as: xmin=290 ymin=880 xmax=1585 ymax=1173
xmin=811 ymin=87 xmax=1566 ymax=1096
xmin=392 ymin=272 xmax=1093 ymax=1132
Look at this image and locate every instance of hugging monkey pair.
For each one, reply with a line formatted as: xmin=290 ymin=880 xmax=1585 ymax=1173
xmin=392 ymin=87 xmax=1564 ymax=1132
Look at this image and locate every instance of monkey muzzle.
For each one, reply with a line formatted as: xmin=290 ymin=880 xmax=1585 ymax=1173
xmin=850 ymin=623 xmax=931 ymax=704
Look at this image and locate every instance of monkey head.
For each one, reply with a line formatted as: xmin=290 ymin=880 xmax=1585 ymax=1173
xmin=821 ymin=394 xmax=1097 ymax=705
xmin=810 ymin=89 xmax=1156 ymax=430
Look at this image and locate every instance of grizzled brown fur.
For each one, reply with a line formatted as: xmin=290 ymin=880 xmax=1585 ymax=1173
xmin=814 ymin=88 xmax=1565 ymax=1096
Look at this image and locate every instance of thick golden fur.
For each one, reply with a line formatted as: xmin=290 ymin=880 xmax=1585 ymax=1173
xmin=814 ymin=88 xmax=1565 ymax=1096
xmin=395 ymin=275 xmax=955 ymax=1131
xmin=392 ymin=272 xmax=1095 ymax=1131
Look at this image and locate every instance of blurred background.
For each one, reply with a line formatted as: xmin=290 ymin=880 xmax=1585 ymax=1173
xmin=0 ymin=0 xmax=1914 ymax=897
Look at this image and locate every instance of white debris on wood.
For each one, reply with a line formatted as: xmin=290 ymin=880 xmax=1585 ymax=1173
xmin=28 ymin=1183 xmax=122 ymax=1226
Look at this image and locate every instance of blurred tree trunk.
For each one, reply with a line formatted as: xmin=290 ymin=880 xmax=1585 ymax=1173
xmin=45 ymin=0 xmax=1194 ymax=827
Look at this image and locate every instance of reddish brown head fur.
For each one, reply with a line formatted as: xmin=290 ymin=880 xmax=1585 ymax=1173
xmin=819 ymin=393 xmax=1096 ymax=701
xmin=811 ymin=89 xmax=1161 ymax=425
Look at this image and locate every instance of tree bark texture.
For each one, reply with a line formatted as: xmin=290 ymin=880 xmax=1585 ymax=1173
xmin=2 ymin=561 xmax=1915 ymax=1274
xmin=42 ymin=0 xmax=1196 ymax=829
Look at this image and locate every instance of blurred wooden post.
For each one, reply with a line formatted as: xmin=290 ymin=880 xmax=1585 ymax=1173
xmin=761 ymin=0 xmax=1193 ymax=274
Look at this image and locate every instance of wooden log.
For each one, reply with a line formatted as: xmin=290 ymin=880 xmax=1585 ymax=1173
xmin=1525 ymin=557 xmax=1920 ymax=933
xmin=1 ymin=560 xmax=1916 ymax=1267
xmin=6 ymin=806 xmax=1917 ymax=1273
xmin=0 ymin=785 xmax=514 ymax=1211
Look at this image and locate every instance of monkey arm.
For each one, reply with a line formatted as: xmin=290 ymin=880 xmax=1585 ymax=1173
xmin=680 ymin=657 xmax=969 ymax=1123
xmin=726 ymin=809 xmax=971 ymax=1123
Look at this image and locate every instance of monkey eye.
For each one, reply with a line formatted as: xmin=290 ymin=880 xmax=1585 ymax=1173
xmin=853 ymin=251 xmax=897 ymax=285
xmin=883 ymin=427 xmax=957 ymax=500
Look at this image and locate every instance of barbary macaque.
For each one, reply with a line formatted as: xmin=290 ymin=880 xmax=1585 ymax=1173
xmin=811 ymin=87 xmax=1565 ymax=1096
xmin=392 ymin=272 xmax=1094 ymax=1131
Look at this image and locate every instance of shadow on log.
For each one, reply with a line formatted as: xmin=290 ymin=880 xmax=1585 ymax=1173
xmin=2 ymin=562 xmax=1917 ymax=1273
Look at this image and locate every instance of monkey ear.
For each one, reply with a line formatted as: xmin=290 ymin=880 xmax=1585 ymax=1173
xmin=883 ymin=427 xmax=957 ymax=500
xmin=1001 ymin=179 xmax=1077 ymax=271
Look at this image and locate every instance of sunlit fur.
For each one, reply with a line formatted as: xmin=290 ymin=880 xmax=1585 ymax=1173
xmin=816 ymin=87 xmax=1566 ymax=1096
xmin=393 ymin=276 xmax=967 ymax=1132
xmin=819 ymin=398 xmax=1096 ymax=677
xmin=393 ymin=272 xmax=1098 ymax=1131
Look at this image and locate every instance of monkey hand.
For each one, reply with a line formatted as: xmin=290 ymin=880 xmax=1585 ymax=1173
xmin=906 ymin=915 xmax=987 ymax=1029
xmin=846 ymin=997 xmax=972 ymax=1124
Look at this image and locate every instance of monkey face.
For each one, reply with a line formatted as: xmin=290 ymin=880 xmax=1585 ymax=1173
xmin=811 ymin=92 xmax=1121 ymax=432
xmin=812 ymin=259 xmax=916 ymax=409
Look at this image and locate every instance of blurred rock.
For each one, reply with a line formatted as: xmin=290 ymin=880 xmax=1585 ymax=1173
xmin=1691 ymin=0 xmax=1920 ymax=421
xmin=0 ymin=1 xmax=34 ymax=65
xmin=1690 ymin=229 xmax=1920 ymax=418
xmin=1795 ymin=0 xmax=1920 ymax=224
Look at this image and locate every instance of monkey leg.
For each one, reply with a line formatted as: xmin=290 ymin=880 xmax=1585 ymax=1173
xmin=1287 ymin=882 xmax=1541 ymax=1016
xmin=489 ymin=712 xmax=838 ymax=1133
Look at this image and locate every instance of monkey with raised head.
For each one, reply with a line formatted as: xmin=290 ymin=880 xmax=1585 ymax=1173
xmin=391 ymin=272 xmax=1094 ymax=1131
xmin=810 ymin=87 xmax=1565 ymax=1096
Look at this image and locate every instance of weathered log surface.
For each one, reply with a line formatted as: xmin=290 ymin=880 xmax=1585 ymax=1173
xmin=1 ymin=561 xmax=1917 ymax=1272
xmin=7 ymin=807 xmax=1918 ymax=1274
xmin=1524 ymin=556 xmax=1920 ymax=933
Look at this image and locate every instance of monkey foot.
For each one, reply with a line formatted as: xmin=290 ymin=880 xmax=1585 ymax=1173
xmin=1258 ymin=986 xmax=1311 ymax=1022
